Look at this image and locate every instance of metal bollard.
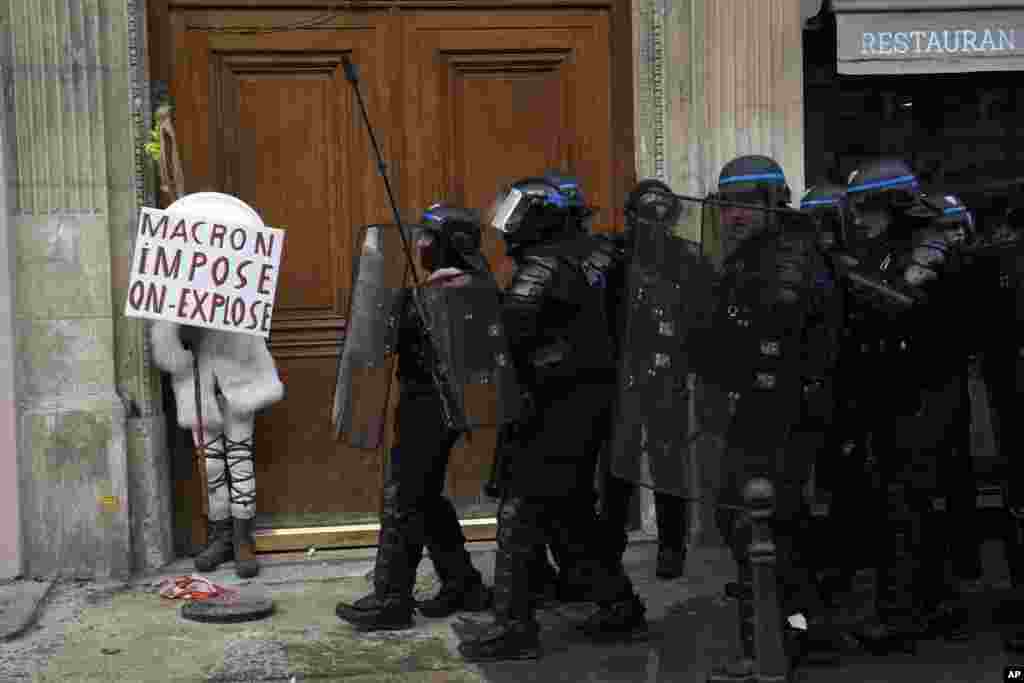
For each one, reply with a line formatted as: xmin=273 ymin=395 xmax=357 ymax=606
xmin=745 ymin=477 xmax=790 ymax=683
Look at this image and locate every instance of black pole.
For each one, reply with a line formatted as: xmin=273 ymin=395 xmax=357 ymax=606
xmin=341 ymin=57 xmax=422 ymax=291
xmin=658 ymin=188 xmax=809 ymax=218
xmin=341 ymin=56 xmax=464 ymax=432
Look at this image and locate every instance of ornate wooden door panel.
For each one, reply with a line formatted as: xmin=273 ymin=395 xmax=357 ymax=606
xmin=401 ymin=11 xmax=613 ymax=512
xmin=172 ymin=12 xmax=404 ymax=537
xmin=166 ymin=4 xmax=627 ymax=551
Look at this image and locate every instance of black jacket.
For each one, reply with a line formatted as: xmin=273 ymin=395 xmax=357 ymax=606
xmin=502 ymin=235 xmax=619 ymax=391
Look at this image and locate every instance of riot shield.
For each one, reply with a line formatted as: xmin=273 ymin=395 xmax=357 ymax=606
xmin=417 ymin=274 xmax=523 ymax=432
xmin=609 ymin=191 xmax=716 ymax=498
xmin=707 ymin=201 xmax=839 ymax=521
xmin=967 ymin=231 xmax=1024 ymax=338
xmin=331 ymin=223 xmax=414 ymax=448
xmin=965 ymin=231 xmax=1024 ymax=464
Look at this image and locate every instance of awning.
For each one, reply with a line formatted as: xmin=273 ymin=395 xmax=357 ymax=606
xmin=832 ymin=0 xmax=1024 ymax=74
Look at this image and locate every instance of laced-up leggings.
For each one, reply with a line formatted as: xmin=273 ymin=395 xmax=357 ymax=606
xmin=192 ymin=393 xmax=257 ymax=521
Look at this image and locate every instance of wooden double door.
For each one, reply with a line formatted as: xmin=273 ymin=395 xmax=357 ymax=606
xmin=164 ymin=2 xmax=633 ymax=552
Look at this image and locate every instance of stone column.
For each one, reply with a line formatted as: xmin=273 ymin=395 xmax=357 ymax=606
xmin=5 ymin=0 xmax=171 ymax=579
xmin=633 ymin=0 xmax=807 ymax=546
xmin=0 ymin=21 xmax=23 ymax=580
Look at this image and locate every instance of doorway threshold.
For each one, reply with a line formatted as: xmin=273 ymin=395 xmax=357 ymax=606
xmin=253 ymin=517 xmax=498 ymax=553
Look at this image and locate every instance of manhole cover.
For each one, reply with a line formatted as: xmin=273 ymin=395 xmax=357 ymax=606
xmin=180 ymin=592 xmax=275 ymax=624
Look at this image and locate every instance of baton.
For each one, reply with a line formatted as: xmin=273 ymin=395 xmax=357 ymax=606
xmin=341 ymin=56 xmax=466 ymax=433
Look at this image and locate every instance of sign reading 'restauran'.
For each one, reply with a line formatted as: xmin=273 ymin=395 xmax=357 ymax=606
xmin=837 ymin=9 xmax=1024 ymax=74
xmin=860 ymin=28 xmax=1015 ymax=55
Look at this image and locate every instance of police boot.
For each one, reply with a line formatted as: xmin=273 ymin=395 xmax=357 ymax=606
xmin=655 ymin=493 xmax=687 ymax=579
xmin=418 ymin=548 xmax=492 ymax=618
xmin=457 ymin=619 xmax=541 ymax=662
xmin=336 ymin=534 xmax=417 ymax=631
xmin=708 ymin=584 xmax=757 ymax=683
xmin=579 ymin=594 xmax=649 ymax=642
xmin=194 ymin=518 xmax=234 ymax=573
xmin=336 ymin=487 xmax=418 ymax=631
xmin=232 ymin=517 xmax=260 ymax=579
xmin=458 ymin=543 xmax=541 ymax=662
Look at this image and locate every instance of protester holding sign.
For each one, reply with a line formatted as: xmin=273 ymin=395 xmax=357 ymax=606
xmin=136 ymin=192 xmax=286 ymax=579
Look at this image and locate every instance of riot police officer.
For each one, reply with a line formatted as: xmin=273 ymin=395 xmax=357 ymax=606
xmin=457 ymin=176 xmax=648 ymax=662
xmin=923 ymin=193 xmax=983 ymax=612
xmin=598 ymin=179 xmax=691 ymax=580
xmin=796 ymin=183 xmax=858 ymax=608
xmin=800 ymin=183 xmax=847 ymax=251
xmin=523 ymin=171 xmax=595 ymax=605
xmin=702 ymin=156 xmax=844 ymax=680
xmin=965 ymin=197 xmax=1024 ymax=650
xmin=837 ymin=159 xmax=965 ymax=651
xmin=335 ymin=204 xmax=493 ymax=631
xmin=522 ymin=173 xmax=687 ymax=598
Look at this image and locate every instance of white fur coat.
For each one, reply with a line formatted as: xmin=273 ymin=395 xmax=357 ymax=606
xmin=150 ymin=321 xmax=284 ymax=431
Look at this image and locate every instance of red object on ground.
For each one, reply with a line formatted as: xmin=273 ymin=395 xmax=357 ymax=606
xmin=156 ymin=575 xmax=240 ymax=601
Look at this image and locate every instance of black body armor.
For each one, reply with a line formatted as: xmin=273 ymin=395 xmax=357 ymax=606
xmin=503 ymin=236 xmax=618 ymax=388
xmin=394 ymin=289 xmax=438 ymax=389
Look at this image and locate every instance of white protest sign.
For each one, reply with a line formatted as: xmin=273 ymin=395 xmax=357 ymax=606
xmin=124 ymin=207 xmax=286 ymax=338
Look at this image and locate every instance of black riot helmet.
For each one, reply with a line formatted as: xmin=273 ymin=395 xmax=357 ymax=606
xmin=717 ymin=155 xmax=792 ymax=207
xmin=922 ymin=192 xmax=975 ymax=246
xmin=623 ymin=179 xmax=682 ymax=243
xmin=419 ymin=203 xmax=488 ymax=273
xmin=625 ymin=179 xmax=677 ymax=222
xmin=487 ymin=175 xmax=586 ymax=249
xmin=845 ymin=158 xmax=936 ymax=242
xmin=800 ymin=183 xmax=847 ymax=249
xmin=542 ymin=170 xmax=594 ymax=233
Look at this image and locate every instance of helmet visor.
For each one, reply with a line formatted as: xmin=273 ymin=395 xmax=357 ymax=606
xmin=487 ymin=187 xmax=530 ymax=234
xmin=718 ymin=188 xmax=773 ymax=207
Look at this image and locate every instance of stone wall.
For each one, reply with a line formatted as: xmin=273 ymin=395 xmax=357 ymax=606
xmin=3 ymin=0 xmax=172 ymax=579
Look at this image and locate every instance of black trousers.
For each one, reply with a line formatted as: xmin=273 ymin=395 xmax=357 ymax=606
xmin=945 ymin=369 xmax=982 ymax=581
xmin=601 ymin=473 xmax=688 ymax=560
xmin=494 ymin=493 xmax=636 ymax=626
xmin=860 ymin=377 xmax=966 ymax=620
xmin=374 ymin=387 xmax=478 ymax=598
xmin=714 ymin=380 xmax=828 ymax=619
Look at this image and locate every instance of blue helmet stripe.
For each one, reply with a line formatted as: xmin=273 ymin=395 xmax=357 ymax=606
xmin=847 ymin=175 xmax=918 ymax=194
xmin=800 ymin=198 xmax=840 ymax=208
xmin=720 ymin=172 xmax=786 ymax=186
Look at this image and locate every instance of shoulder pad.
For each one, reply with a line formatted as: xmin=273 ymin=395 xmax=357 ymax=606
xmin=508 ymin=256 xmax=559 ymax=296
